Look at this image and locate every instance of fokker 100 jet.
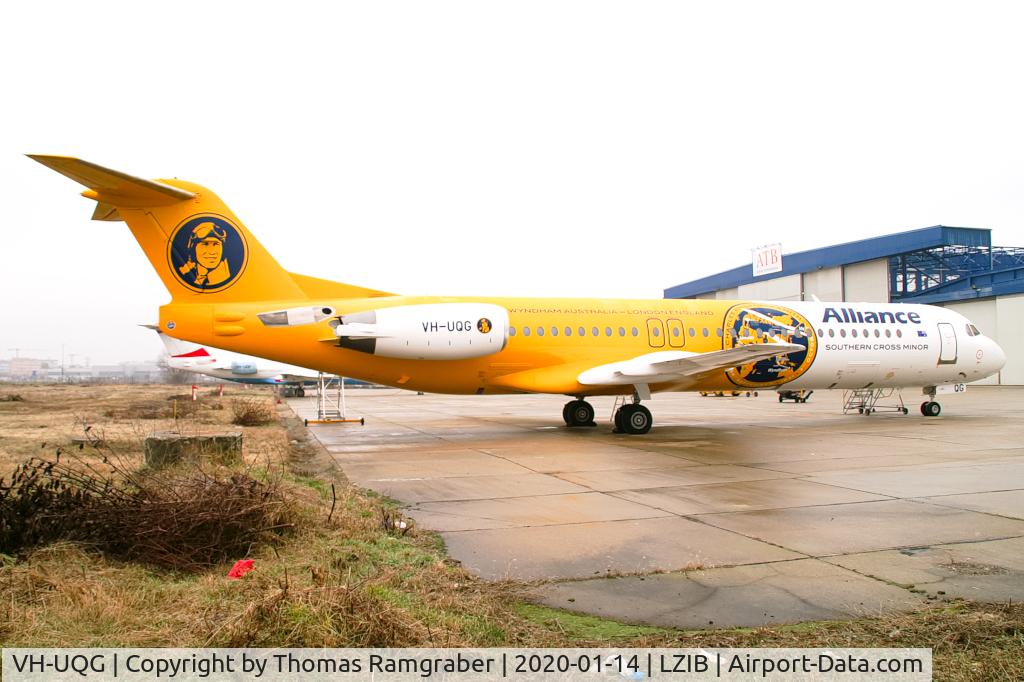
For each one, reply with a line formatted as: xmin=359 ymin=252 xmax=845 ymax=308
xmin=30 ymin=156 xmax=1007 ymax=434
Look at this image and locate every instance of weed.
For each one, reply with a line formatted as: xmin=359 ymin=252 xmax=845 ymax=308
xmin=231 ymin=398 xmax=276 ymax=427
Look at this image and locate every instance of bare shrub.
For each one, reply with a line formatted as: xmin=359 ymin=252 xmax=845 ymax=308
xmin=1 ymin=394 xmax=25 ymax=402
xmin=0 ymin=448 xmax=297 ymax=571
xmin=231 ymin=397 xmax=276 ymax=426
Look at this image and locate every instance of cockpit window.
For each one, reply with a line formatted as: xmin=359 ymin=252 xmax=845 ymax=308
xmin=969 ymin=324 xmax=981 ymax=336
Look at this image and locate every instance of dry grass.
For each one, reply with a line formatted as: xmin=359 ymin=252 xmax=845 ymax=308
xmin=0 ymin=384 xmax=290 ymax=478
xmin=230 ymin=396 xmax=277 ymax=426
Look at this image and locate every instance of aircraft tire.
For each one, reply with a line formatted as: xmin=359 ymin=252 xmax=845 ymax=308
xmin=921 ymin=401 xmax=941 ymax=417
xmin=564 ymin=399 xmax=595 ymax=427
xmin=613 ymin=405 xmax=629 ymax=433
xmin=621 ymin=404 xmax=652 ymax=434
xmin=297 ymin=387 xmax=305 ymax=397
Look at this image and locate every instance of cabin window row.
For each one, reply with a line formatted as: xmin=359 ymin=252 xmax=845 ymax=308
xmin=816 ymin=328 xmax=904 ymax=338
xmin=508 ymin=325 xmax=725 ymax=338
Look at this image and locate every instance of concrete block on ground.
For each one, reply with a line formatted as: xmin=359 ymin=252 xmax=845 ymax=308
xmin=144 ymin=431 xmax=242 ymax=468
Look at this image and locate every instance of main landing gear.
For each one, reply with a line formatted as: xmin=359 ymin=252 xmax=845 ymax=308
xmin=563 ymin=389 xmax=653 ymax=435
xmin=613 ymin=402 xmax=653 ymax=434
xmin=562 ymin=399 xmax=596 ymax=427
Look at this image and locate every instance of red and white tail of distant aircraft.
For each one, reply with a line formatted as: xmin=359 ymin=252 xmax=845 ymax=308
xmin=148 ymin=327 xmax=320 ymax=393
xmin=31 ymin=155 xmax=1007 ymax=433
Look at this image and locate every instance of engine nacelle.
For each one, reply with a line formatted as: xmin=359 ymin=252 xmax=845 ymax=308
xmin=230 ymin=361 xmax=259 ymax=375
xmin=332 ymin=303 xmax=508 ymax=360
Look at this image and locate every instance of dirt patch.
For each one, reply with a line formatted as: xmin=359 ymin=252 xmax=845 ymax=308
xmin=946 ymin=560 xmax=1010 ymax=576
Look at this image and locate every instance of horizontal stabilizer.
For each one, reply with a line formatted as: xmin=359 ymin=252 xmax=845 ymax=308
xmin=27 ymin=155 xmax=195 ymax=208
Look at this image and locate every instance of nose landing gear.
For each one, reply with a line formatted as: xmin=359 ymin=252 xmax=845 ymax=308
xmin=920 ymin=387 xmax=942 ymax=417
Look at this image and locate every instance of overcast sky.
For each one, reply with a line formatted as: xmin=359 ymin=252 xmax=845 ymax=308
xmin=3 ymin=1 xmax=1023 ymax=364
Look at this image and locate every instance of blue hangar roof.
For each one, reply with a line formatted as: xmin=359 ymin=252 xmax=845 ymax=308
xmin=664 ymin=225 xmax=994 ymax=300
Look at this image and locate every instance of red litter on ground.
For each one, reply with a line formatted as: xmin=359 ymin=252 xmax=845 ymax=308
xmin=227 ymin=559 xmax=255 ymax=579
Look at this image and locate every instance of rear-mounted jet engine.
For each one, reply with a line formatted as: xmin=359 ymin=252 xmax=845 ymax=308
xmin=331 ymin=303 xmax=509 ymax=360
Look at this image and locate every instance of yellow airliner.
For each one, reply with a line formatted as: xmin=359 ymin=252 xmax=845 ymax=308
xmin=30 ymin=156 xmax=1006 ymax=433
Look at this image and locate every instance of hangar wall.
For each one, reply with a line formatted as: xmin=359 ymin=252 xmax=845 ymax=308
xmin=801 ymin=267 xmax=843 ymax=302
xmin=731 ymin=259 xmax=889 ymax=303
xmin=738 ymin=274 xmax=801 ymax=301
xmin=841 ymin=258 xmax=889 ymax=303
xmin=996 ymin=295 xmax=1024 ymax=385
xmin=696 ymin=287 xmax=739 ymax=300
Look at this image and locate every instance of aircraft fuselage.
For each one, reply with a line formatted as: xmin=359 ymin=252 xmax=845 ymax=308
xmin=157 ymin=296 xmax=1005 ymax=397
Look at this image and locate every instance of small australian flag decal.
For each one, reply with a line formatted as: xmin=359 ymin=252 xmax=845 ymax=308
xmin=917 ymin=330 xmax=927 ymax=337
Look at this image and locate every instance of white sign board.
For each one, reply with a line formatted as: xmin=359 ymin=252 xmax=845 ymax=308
xmin=753 ymin=243 xmax=783 ymax=276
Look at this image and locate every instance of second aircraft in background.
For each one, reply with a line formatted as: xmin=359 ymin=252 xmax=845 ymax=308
xmin=149 ymin=327 xmax=320 ymax=395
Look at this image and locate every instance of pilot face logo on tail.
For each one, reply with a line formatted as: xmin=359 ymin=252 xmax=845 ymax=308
xmin=167 ymin=214 xmax=248 ymax=293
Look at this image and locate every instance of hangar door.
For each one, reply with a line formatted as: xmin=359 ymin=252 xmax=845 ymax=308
xmin=937 ymin=322 xmax=957 ymax=364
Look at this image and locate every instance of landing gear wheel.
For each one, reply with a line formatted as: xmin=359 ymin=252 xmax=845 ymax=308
xmin=562 ymin=399 xmax=595 ymax=427
xmin=613 ymin=405 xmax=627 ymax=433
xmin=615 ymin=404 xmax=652 ymax=434
xmin=297 ymin=387 xmax=305 ymax=397
xmin=920 ymin=401 xmax=941 ymax=417
xmin=902 ymin=407 xmax=909 ymax=415
xmin=778 ymin=394 xmax=784 ymax=403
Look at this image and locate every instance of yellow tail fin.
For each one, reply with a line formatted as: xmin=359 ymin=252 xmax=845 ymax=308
xmin=29 ymin=155 xmax=392 ymax=303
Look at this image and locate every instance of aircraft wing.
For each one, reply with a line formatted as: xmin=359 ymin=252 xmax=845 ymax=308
xmin=278 ymin=372 xmax=318 ymax=384
xmin=577 ymin=342 xmax=805 ymax=387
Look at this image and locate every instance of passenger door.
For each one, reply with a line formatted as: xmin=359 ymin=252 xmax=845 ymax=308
xmin=666 ymin=318 xmax=686 ymax=348
xmin=646 ymin=318 xmax=666 ymax=348
xmin=937 ymin=322 xmax=957 ymax=364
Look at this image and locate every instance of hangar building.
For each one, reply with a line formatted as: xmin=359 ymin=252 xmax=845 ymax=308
xmin=664 ymin=226 xmax=1024 ymax=385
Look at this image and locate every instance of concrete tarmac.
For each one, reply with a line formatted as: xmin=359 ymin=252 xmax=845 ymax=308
xmin=289 ymin=386 xmax=1024 ymax=629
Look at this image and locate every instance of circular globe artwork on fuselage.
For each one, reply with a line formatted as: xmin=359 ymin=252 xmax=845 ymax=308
xmin=723 ymin=304 xmax=817 ymax=388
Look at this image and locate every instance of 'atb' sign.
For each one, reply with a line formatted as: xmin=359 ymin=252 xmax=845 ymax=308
xmin=753 ymin=243 xmax=783 ymax=277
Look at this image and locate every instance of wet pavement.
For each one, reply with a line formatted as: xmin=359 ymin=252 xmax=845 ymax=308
xmin=288 ymin=386 xmax=1024 ymax=629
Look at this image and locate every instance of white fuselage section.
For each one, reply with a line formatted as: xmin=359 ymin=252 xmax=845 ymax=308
xmin=775 ymin=301 xmax=1004 ymax=390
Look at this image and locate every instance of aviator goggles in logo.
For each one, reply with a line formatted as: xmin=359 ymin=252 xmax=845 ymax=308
xmin=167 ymin=214 xmax=248 ymax=293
